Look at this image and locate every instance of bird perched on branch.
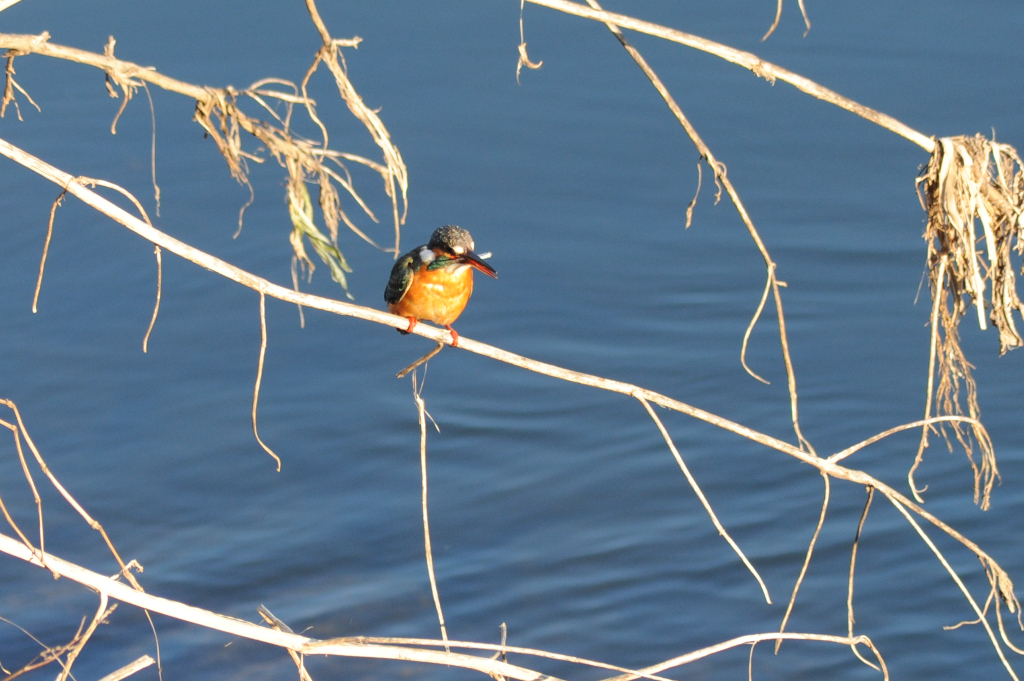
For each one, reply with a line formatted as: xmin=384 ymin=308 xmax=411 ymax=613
xmin=384 ymin=225 xmax=497 ymax=347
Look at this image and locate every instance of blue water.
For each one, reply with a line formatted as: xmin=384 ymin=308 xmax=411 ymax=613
xmin=1 ymin=2 xmax=1023 ymax=679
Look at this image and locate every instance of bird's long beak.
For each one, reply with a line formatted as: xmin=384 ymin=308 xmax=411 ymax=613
xmin=464 ymin=250 xmax=497 ymax=278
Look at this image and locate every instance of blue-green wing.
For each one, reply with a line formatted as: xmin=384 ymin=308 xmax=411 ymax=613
xmin=384 ymin=252 xmax=420 ymax=305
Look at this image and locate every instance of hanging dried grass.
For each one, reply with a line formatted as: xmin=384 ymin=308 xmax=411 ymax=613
xmin=192 ymin=84 xmax=373 ymax=298
xmin=1 ymin=19 xmax=405 ymax=301
xmin=913 ymin=134 xmax=1024 ymax=508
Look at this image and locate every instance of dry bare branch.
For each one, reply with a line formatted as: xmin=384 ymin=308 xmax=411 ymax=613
xmin=517 ymin=0 xmax=544 ymax=82
xmin=582 ymin=0 xmax=813 ymax=453
xmin=56 ymin=592 xmax=114 ymax=681
xmin=888 ymin=496 xmax=1020 ymax=681
xmin=32 ymin=189 xmax=65 ymax=313
xmin=0 ymin=617 xmax=83 ymax=681
xmin=397 ymin=342 xmax=445 ymax=379
xmin=413 ymin=372 xmax=450 ymax=649
xmin=524 ymin=0 xmax=934 ymax=151
xmin=0 ymin=398 xmax=143 ymax=591
xmin=1 ymin=50 xmax=41 ymax=121
xmin=2 ymin=136 xmax=1021 ymax=676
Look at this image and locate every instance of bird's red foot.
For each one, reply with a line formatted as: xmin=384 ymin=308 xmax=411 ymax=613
xmin=398 ymin=316 xmax=417 ymax=335
xmin=445 ymin=325 xmax=460 ymax=347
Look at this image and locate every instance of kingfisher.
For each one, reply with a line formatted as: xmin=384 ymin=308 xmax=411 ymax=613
xmin=384 ymin=225 xmax=497 ymax=347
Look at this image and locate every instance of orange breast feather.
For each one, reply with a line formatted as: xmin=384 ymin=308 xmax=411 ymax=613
xmin=388 ymin=264 xmax=475 ymax=326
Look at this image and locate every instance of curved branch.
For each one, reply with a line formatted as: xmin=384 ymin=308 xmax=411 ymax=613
xmin=523 ymin=0 xmax=935 ymax=152
xmin=0 ymin=531 xmax=889 ymax=681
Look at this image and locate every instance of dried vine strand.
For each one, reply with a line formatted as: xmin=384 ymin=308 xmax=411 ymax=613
xmin=142 ymin=245 xmax=161 ymax=353
xmin=761 ymin=0 xmax=811 ymax=41
xmin=0 ymin=398 xmax=142 ymax=590
xmin=582 ymin=0 xmax=814 ymax=453
xmin=847 ymin=486 xmax=877 ymax=670
xmin=888 ymin=496 xmax=1019 ymax=681
xmin=252 ymin=291 xmax=281 ymax=471
xmin=911 ymin=256 xmax=946 ymax=501
xmin=637 ymin=396 xmax=770 ymax=603
xmin=413 ymin=371 xmax=449 ymax=649
xmin=775 ymin=471 xmax=830 ymax=652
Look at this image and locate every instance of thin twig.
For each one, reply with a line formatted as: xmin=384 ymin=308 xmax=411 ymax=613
xmin=142 ymin=610 xmax=163 ymax=681
xmin=580 ymin=1 xmax=812 ymax=452
xmin=847 ymin=487 xmax=878 ymax=671
xmin=775 ymin=471 xmax=830 ymax=652
xmin=0 ymin=423 xmax=36 ymax=551
xmin=762 ymin=0 xmax=783 ymax=41
xmin=887 ymin=496 xmax=1019 ymax=681
xmin=829 ymin=415 xmax=984 ymax=464
xmin=0 ymin=415 xmax=44 ymax=558
xmin=797 ymin=0 xmax=811 ymax=36
xmin=252 ymin=292 xmax=282 ymax=471
xmin=637 ymin=396 xmax=770 ymax=603
xmin=397 ymin=342 xmax=444 ymax=379
xmin=0 ymin=617 xmax=82 ymax=681
xmin=996 ymin=596 xmax=1024 ymax=655
xmin=141 ymin=81 xmax=160 ymax=215
xmin=413 ymin=371 xmax=450 ymax=649
xmin=490 ymin=623 xmax=508 ymax=663
xmin=0 ymin=398 xmax=142 ymax=589
xmin=142 ymin=245 xmax=162 ymax=353
xmin=32 ymin=188 xmax=66 ymax=313
xmin=684 ymin=158 xmax=701 ymax=229
xmin=910 ymin=254 xmax=946 ymax=501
